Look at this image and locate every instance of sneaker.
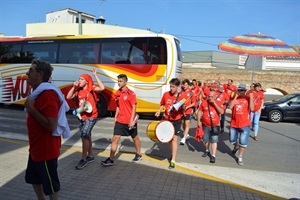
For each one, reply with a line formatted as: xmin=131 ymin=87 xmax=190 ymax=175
xmin=220 ymin=128 xmax=224 ymax=134
xmin=75 ymin=159 xmax=88 ymax=170
xmin=232 ymin=147 xmax=239 ymax=155
xmin=202 ymin=151 xmax=211 ymax=157
xmin=186 ymin=134 xmax=190 ymax=140
xmin=253 ymin=136 xmax=258 ymax=141
xmin=169 ymin=160 xmax=176 ymax=169
xmin=86 ymin=156 xmax=95 ymax=164
xmin=237 ymin=157 xmax=244 ymax=166
xmin=101 ymin=157 xmax=114 ymax=166
xmin=132 ymin=154 xmax=142 ymax=162
xmin=210 ymin=156 xmax=216 ymax=163
xmin=180 ymin=137 xmax=186 ymax=145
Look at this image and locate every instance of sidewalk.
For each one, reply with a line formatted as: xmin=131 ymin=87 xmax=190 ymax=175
xmin=0 ymin=137 xmax=285 ymax=200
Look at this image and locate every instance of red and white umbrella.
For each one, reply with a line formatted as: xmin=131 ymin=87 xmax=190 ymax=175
xmin=218 ymin=33 xmax=299 ymax=57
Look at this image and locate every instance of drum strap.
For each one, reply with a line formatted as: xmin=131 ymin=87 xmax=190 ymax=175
xmin=168 ymin=92 xmax=181 ymax=120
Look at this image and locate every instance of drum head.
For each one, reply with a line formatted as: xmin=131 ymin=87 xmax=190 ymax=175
xmin=156 ymin=121 xmax=175 ymax=143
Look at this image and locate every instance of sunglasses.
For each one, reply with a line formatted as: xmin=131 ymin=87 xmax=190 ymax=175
xmin=238 ymin=90 xmax=246 ymax=92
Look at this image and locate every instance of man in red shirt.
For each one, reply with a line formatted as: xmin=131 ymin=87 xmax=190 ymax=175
xmin=229 ymin=83 xmax=254 ymax=166
xmin=250 ymin=83 xmax=265 ymax=141
xmin=67 ymin=68 xmax=105 ymax=169
xmin=155 ymin=78 xmax=184 ymax=169
xmin=224 ymin=79 xmax=237 ymax=99
xmin=180 ymin=79 xmax=196 ymax=145
xmin=216 ymin=84 xmax=230 ymax=133
xmin=197 ymin=91 xmax=224 ymax=163
xmin=24 ymin=59 xmax=61 ymax=199
xmin=101 ymin=74 xmax=142 ymax=166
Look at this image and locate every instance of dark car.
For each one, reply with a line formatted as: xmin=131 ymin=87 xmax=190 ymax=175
xmin=260 ymin=93 xmax=300 ymax=123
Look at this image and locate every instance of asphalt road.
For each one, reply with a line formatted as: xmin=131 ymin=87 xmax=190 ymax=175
xmin=0 ymin=105 xmax=299 ymax=174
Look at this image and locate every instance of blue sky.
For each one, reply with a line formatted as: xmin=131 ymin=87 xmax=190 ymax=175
xmin=0 ymin=0 xmax=299 ymax=51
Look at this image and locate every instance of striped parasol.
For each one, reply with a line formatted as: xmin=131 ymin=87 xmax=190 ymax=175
xmin=218 ymin=33 xmax=299 ymax=57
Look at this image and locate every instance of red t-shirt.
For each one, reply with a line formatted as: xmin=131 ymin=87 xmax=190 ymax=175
xmin=27 ymin=90 xmax=61 ymax=161
xmin=230 ymin=96 xmax=251 ymax=128
xmin=181 ymin=88 xmax=196 ymax=115
xmin=224 ymin=84 xmax=237 ymax=98
xmin=253 ymin=90 xmax=265 ymax=112
xmin=115 ymin=87 xmax=137 ymax=124
xmin=199 ymin=100 xmax=224 ymax=127
xmin=203 ymin=87 xmax=211 ymax=100
xmin=216 ymin=91 xmax=229 ymax=105
xmin=160 ymin=91 xmax=184 ymax=121
xmin=193 ymin=85 xmax=200 ymax=96
xmin=76 ymin=87 xmax=98 ymax=119
xmin=192 ymin=86 xmax=200 ymax=102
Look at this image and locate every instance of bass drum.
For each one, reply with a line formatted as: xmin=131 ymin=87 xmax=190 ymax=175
xmin=146 ymin=121 xmax=175 ymax=143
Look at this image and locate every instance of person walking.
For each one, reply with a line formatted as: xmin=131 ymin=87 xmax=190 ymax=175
xmin=180 ymin=79 xmax=196 ymax=145
xmin=66 ymin=67 xmax=105 ymax=169
xmin=155 ymin=78 xmax=184 ymax=169
xmin=229 ymin=83 xmax=254 ymax=166
xmin=24 ymin=59 xmax=67 ymax=200
xmin=216 ymin=84 xmax=229 ymax=133
xmin=197 ymin=91 xmax=224 ymax=163
xmin=101 ymin=74 xmax=142 ymax=166
xmin=250 ymin=83 xmax=265 ymax=141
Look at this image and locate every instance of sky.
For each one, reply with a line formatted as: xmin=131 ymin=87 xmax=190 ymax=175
xmin=0 ymin=0 xmax=299 ymax=51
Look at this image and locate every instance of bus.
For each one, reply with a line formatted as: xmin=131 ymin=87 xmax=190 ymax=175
xmin=0 ymin=34 xmax=183 ymax=117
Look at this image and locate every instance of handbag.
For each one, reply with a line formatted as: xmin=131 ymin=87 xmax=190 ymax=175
xmin=195 ymin=125 xmax=204 ymax=142
xmin=207 ymin=103 xmax=220 ymax=136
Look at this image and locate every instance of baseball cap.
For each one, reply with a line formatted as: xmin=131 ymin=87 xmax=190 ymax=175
xmin=237 ymin=83 xmax=247 ymax=91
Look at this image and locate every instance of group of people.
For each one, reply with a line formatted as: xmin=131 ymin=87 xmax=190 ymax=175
xmin=191 ymin=78 xmax=265 ymax=165
xmin=23 ymin=59 xmax=265 ymax=199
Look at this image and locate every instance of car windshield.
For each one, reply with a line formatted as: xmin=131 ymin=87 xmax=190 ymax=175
xmin=273 ymin=94 xmax=297 ymax=103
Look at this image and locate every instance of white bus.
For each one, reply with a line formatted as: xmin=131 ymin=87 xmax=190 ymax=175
xmin=0 ymin=34 xmax=183 ymax=116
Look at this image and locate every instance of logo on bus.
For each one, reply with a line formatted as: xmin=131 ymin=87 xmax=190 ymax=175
xmin=2 ymin=76 xmax=32 ymax=103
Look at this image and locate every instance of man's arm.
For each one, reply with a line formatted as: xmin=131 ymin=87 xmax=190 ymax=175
xmin=93 ymin=67 xmax=105 ymax=92
xmin=24 ymin=96 xmax=58 ymax=132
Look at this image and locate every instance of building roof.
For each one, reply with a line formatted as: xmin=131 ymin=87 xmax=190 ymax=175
xmin=46 ymin=8 xmax=95 ymax=18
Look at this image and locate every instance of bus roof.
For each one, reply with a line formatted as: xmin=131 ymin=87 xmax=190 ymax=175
xmin=0 ymin=33 xmax=178 ymax=42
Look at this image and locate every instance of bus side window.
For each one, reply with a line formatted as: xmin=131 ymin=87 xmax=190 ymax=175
xmin=131 ymin=55 xmax=145 ymax=64
xmin=149 ymin=54 xmax=160 ymax=64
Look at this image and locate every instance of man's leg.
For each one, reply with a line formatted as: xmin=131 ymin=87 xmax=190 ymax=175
xmin=202 ymin=125 xmax=211 ymax=157
xmin=237 ymin=126 xmax=250 ymax=165
xmin=87 ymin=137 xmax=93 ymax=157
xmin=169 ymin=135 xmax=178 ymax=162
xmin=132 ymin=135 xmax=142 ymax=156
xmin=250 ymin=112 xmax=255 ymax=130
xmin=82 ymin=137 xmax=89 ymax=160
xmin=49 ymin=192 xmax=59 ymax=200
xmin=253 ymin=111 xmax=261 ymax=139
xmin=180 ymin=117 xmax=191 ymax=145
xmin=110 ymin=135 xmax=121 ymax=160
xmin=32 ymin=184 xmax=45 ymax=200
xmin=220 ymin=113 xmax=225 ymax=133
xmin=229 ymin=127 xmax=239 ymax=153
xmin=211 ymin=142 xmax=217 ymax=156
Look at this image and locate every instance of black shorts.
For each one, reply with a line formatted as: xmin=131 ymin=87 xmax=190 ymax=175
xmin=25 ymin=155 xmax=60 ymax=196
xmin=170 ymin=119 xmax=182 ymax=136
xmin=79 ymin=118 xmax=97 ymax=138
xmin=114 ymin=121 xmax=138 ymax=137
xmin=183 ymin=114 xmax=192 ymax=121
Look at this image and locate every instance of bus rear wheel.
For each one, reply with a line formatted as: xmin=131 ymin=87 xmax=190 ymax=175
xmin=96 ymin=94 xmax=108 ymax=118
